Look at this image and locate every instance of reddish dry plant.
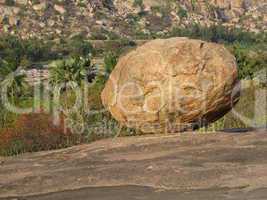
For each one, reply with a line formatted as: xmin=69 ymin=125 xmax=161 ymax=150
xmin=0 ymin=112 xmax=81 ymax=156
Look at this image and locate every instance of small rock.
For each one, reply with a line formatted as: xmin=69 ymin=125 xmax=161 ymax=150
xmin=216 ymin=8 xmax=231 ymax=22
xmin=242 ymin=0 xmax=252 ymax=11
xmin=47 ymin=19 xmax=55 ymax=27
xmin=12 ymin=7 xmax=20 ymax=14
xmin=54 ymin=4 xmax=66 ymax=14
xmin=232 ymin=17 xmax=239 ymax=23
xmin=8 ymin=16 xmax=19 ymax=26
xmin=95 ymin=20 xmax=103 ymax=25
xmin=155 ymin=12 xmax=163 ymax=18
xmin=55 ymin=29 xmax=62 ymax=34
xmin=33 ymin=2 xmax=47 ymax=11
xmin=16 ymin=0 xmax=27 ymax=5
xmin=39 ymin=22 xmax=45 ymax=28
xmin=170 ymin=11 xmax=176 ymax=16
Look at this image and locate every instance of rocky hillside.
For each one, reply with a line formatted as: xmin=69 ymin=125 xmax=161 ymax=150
xmin=0 ymin=0 xmax=266 ymax=39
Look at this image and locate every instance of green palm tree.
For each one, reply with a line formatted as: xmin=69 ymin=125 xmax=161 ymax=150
xmin=0 ymin=59 xmax=28 ymax=128
xmin=0 ymin=59 xmax=27 ymax=102
xmin=49 ymin=56 xmax=96 ymax=88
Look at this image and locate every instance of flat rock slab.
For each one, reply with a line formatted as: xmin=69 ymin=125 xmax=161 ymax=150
xmin=0 ymin=131 xmax=267 ymax=199
xmin=4 ymin=186 xmax=267 ymax=200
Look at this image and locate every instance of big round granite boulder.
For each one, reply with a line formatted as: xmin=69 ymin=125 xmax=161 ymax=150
xmin=101 ymin=37 xmax=240 ymax=133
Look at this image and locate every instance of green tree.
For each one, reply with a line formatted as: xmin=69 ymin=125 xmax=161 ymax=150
xmin=68 ymin=35 xmax=94 ymax=57
xmin=133 ymin=0 xmax=143 ymax=8
xmin=232 ymin=44 xmax=267 ymax=79
xmin=49 ymin=56 xmax=96 ymax=87
xmin=5 ymin=0 xmax=15 ymax=6
xmin=0 ymin=35 xmax=24 ymax=66
xmin=0 ymin=59 xmax=27 ymax=101
xmin=103 ymin=52 xmax=118 ymax=79
xmin=191 ymin=0 xmax=197 ymax=11
xmin=0 ymin=58 xmax=28 ymax=129
xmin=177 ymin=7 xmax=188 ymax=19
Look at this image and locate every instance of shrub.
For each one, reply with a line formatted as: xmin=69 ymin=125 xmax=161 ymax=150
xmin=5 ymin=0 xmax=15 ymax=6
xmin=231 ymin=44 xmax=267 ymax=79
xmin=24 ymin=38 xmax=57 ymax=62
xmin=31 ymin=0 xmax=40 ymax=4
xmin=0 ymin=35 xmax=59 ymax=66
xmin=19 ymin=56 xmax=31 ymax=68
xmin=0 ymin=59 xmax=29 ymax=102
xmin=49 ymin=56 xmax=96 ymax=87
xmin=0 ymin=102 xmax=17 ymax=129
xmin=126 ymin=13 xmax=141 ymax=25
xmin=191 ymin=0 xmax=197 ymax=10
xmin=0 ymin=35 xmax=24 ymax=66
xmin=103 ymin=52 xmax=118 ymax=79
xmin=177 ymin=7 xmax=188 ymax=19
xmin=0 ymin=112 xmax=81 ymax=156
xmin=68 ymin=35 xmax=94 ymax=57
xmin=133 ymin=0 xmax=143 ymax=8
xmin=103 ymin=38 xmax=136 ymax=57
xmin=168 ymin=24 xmax=266 ymax=44
xmin=105 ymin=30 xmax=121 ymax=40
xmin=90 ymin=31 xmax=108 ymax=40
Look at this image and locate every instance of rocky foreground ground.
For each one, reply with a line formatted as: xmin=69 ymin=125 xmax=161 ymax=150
xmin=0 ymin=130 xmax=267 ymax=199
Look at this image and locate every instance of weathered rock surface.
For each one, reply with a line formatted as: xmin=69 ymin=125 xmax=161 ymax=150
xmin=101 ymin=37 xmax=240 ymax=133
xmin=0 ymin=131 xmax=267 ymax=199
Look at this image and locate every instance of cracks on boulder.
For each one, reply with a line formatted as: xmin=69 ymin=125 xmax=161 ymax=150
xmin=200 ymin=42 xmax=205 ymax=49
